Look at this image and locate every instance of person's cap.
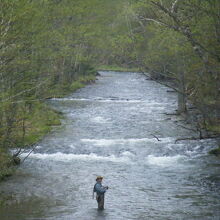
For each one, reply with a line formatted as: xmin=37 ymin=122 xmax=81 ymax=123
xmin=96 ymin=176 xmax=103 ymax=181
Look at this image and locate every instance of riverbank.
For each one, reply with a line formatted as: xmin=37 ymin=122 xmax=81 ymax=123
xmin=0 ymin=74 xmax=97 ymax=182
xmin=97 ymin=65 xmax=140 ymax=72
xmin=0 ymin=102 xmax=63 ymax=180
xmin=141 ymin=71 xmax=220 ymax=156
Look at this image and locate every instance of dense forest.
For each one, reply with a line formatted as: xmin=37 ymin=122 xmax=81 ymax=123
xmin=0 ymin=0 xmax=219 ymax=179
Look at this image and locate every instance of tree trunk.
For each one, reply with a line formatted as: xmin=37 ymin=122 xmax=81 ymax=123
xmin=177 ymin=91 xmax=186 ymax=114
xmin=177 ymin=71 xmax=187 ymax=114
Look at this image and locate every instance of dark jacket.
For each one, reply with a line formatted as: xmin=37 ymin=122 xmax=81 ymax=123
xmin=94 ymin=182 xmax=107 ymax=196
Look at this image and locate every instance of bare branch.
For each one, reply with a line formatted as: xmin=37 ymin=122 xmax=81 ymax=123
xmin=13 ymin=148 xmax=22 ymax=157
xmin=150 ymin=0 xmax=220 ymax=62
xmin=171 ymin=0 xmax=180 ymax=13
xmin=0 ymin=79 xmax=49 ymax=103
xmin=151 ymin=1 xmax=176 ymax=19
xmin=151 ymin=134 xmax=161 ymax=141
xmin=21 ymin=144 xmax=39 ymax=163
xmin=143 ymin=72 xmax=185 ymax=95
xmin=151 ymin=69 xmax=179 ymax=81
xmin=139 ymin=16 xmax=168 ymax=27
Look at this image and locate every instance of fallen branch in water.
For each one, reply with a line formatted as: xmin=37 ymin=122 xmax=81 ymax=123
xmin=13 ymin=148 xmax=22 ymax=158
xmin=21 ymin=144 xmax=39 ymax=163
xmin=151 ymin=134 xmax=161 ymax=141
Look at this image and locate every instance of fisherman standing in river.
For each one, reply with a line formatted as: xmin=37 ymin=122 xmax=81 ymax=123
xmin=93 ymin=176 xmax=108 ymax=210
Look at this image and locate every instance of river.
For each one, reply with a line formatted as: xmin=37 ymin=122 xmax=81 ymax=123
xmin=0 ymin=71 xmax=220 ymax=220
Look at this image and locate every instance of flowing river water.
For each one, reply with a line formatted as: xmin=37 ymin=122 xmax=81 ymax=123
xmin=0 ymin=71 xmax=220 ymax=220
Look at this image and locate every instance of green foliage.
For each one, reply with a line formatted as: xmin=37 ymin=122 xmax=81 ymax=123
xmin=209 ymin=147 xmax=220 ymax=156
xmin=0 ymin=0 xmax=102 ymax=179
xmin=0 ymin=149 xmax=14 ymax=181
xmin=70 ymin=82 xmax=84 ymax=91
xmin=70 ymin=74 xmax=97 ymax=91
xmin=206 ymin=124 xmax=220 ymax=134
xmin=22 ymin=103 xmax=62 ymax=146
xmin=114 ymin=0 xmax=220 ymax=124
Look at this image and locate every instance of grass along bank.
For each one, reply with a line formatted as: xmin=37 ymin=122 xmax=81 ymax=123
xmin=0 ymin=102 xmax=62 ymax=181
xmin=97 ymin=65 xmax=140 ymax=73
xmin=0 ymin=74 xmax=97 ymax=182
xmin=45 ymin=74 xmax=97 ymax=98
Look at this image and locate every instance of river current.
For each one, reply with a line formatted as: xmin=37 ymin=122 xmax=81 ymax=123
xmin=0 ymin=71 xmax=220 ymax=220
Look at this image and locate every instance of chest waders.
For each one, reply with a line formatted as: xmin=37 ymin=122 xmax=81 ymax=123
xmin=96 ymin=194 xmax=105 ymax=210
xmin=93 ymin=183 xmax=105 ymax=210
